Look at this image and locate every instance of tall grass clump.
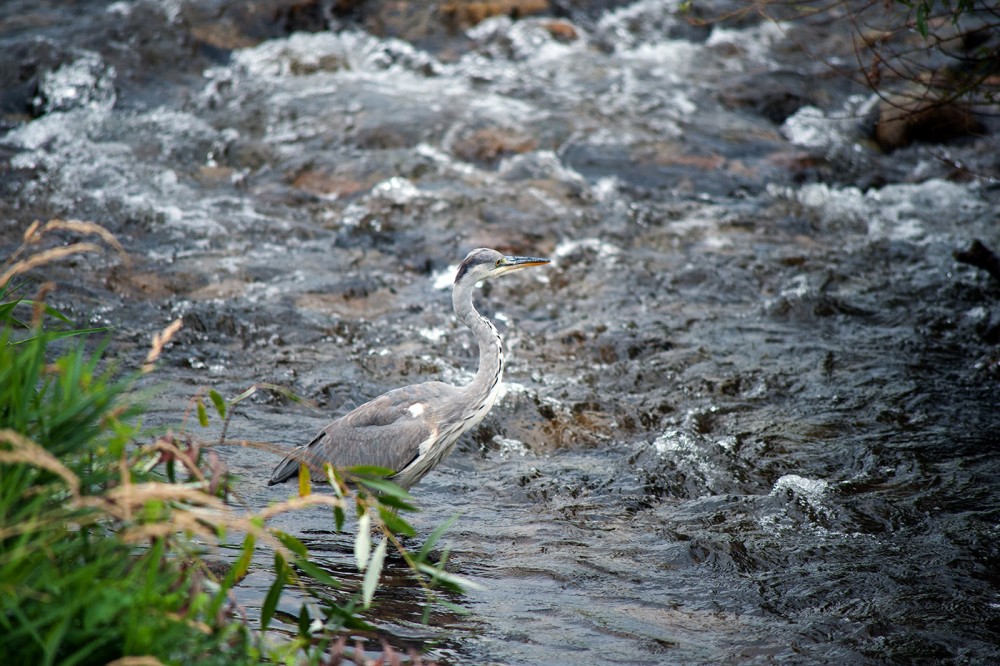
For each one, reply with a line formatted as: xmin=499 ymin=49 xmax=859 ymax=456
xmin=0 ymin=221 xmax=472 ymax=665
xmin=0 ymin=222 xmax=257 ymax=664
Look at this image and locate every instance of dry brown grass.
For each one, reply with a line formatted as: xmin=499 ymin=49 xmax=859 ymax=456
xmin=105 ymin=657 xmax=167 ymax=666
xmin=143 ymin=318 xmax=184 ymax=374
xmin=0 ymin=428 xmax=81 ymax=496
xmin=1 ymin=218 xmax=130 ymax=287
xmin=1 ymin=219 xmax=444 ymax=663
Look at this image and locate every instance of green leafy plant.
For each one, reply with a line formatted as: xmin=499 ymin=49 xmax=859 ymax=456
xmin=0 ymin=293 xmax=258 ymax=664
xmin=0 ymin=220 xmax=474 ymax=665
xmin=895 ymin=0 xmax=978 ymax=37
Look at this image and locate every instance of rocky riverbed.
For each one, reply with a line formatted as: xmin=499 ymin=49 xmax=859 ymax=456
xmin=3 ymin=0 xmax=999 ymax=663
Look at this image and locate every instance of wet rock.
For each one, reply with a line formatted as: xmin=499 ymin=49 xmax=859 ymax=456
xmin=955 ymin=239 xmax=1000 ymax=284
xmin=718 ymin=70 xmax=822 ymax=125
xmin=227 ymin=139 xmax=274 ymax=172
xmin=540 ymin=19 xmax=578 ymax=42
xmin=633 ymin=141 xmax=727 ymax=171
xmin=180 ymin=0 xmax=333 ymax=52
xmin=105 ymin=268 xmax=176 ymax=300
xmin=451 ymin=127 xmax=539 ymax=165
xmin=590 ymin=0 xmax=710 ymax=51
xmin=194 ymin=165 xmax=238 ymax=186
xmin=764 ymin=150 xmax=830 ymax=184
xmin=187 ymin=21 xmax=262 ymax=51
xmin=201 ymin=557 xmax=243 ymax=582
xmin=875 ymin=90 xmax=983 ymax=151
xmin=674 ymin=0 xmax=766 ymax=30
xmin=440 ymin=0 xmax=551 ymax=30
xmin=188 ymin=279 xmax=250 ymax=302
xmin=290 ymin=168 xmax=375 ymax=198
xmin=332 ymin=2 xmax=576 ymax=61
xmin=323 ymin=1 xmax=460 ymax=56
xmin=0 ymin=79 xmax=36 ymax=128
xmin=0 ymin=38 xmax=69 ymax=126
xmin=295 ymin=288 xmax=400 ymax=319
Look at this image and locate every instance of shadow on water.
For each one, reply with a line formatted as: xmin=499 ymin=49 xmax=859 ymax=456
xmin=265 ymin=538 xmax=474 ymax=660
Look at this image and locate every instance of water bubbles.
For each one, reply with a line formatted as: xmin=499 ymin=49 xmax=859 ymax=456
xmin=770 ymin=181 xmax=867 ymax=234
xmin=759 ymin=474 xmax=839 ymax=536
xmin=770 ymin=474 xmax=830 ymax=499
xmin=493 ymin=436 xmax=528 ymax=457
xmin=35 ymin=51 xmax=117 ymax=115
xmin=592 ymin=177 xmax=622 ymax=202
xmin=779 ymin=178 xmax=986 ymax=244
xmin=497 ymin=150 xmax=586 ymax=187
xmin=432 ymin=265 xmax=458 ymax=290
xmin=417 ymin=327 xmax=447 ymax=344
xmin=652 ymin=428 xmax=696 ymax=455
xmin=705 ymin=20 xmax=785 ymax=68
xmin=369 ymin=176 xmax=421 ymax=204
xmin=471 ymin=16 xmax=580 ymax=62
xmin=232 ymin=31 xmax=439 ymax=80
xmin=783 ymin=95 xmax=878 ymax=150
xmin=594 ymin=0 xmax=685 ymax=52
xmin=231 ymin=32 xmax=347 ymax=78
xmin=553 ymin=238 xmax=621 ymax=262
xmin=781 ymin=106 xmax=833 ymax=150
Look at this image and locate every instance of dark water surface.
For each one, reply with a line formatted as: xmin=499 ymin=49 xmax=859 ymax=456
xmin=3 ymin=0 xmax=1000 ymax=663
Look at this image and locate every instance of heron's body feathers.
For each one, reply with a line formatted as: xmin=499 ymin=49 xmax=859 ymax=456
xmin=267 ymin=248 xmax=548 ymax=491
xmin=267 ymin=382 xmax=453 ymax=486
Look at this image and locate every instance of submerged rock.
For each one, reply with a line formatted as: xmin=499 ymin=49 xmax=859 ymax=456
xmin=875 ymin=89 xmax=983 ymax=151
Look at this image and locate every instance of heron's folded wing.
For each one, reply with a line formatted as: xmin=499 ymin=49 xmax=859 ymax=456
xmin=299 ymin=394 xmax=435 ymax=474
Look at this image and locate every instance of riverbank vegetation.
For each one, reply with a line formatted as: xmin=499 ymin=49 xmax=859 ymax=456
xmin=689 ymin=0 xmax=998 ymax=150
xmin=0 ymin=222 xmax=464 ymax=665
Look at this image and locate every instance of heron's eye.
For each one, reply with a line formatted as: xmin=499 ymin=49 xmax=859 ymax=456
xmin=495 ymin=259 xmax=503 ymax=267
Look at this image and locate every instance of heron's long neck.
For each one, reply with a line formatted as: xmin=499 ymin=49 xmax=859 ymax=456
xmin=453 ymin=280 xmax=504 ymax=403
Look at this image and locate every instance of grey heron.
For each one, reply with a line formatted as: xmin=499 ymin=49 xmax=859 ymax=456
xmin=268 ymin=248 xmax=550 ymax=490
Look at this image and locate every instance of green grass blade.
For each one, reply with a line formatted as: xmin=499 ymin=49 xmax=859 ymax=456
xmin=378 ymin=506 xmax=416 ymax=538
xmin=418 ymin=513 xmax=459 ymax=561
xmin=345 ymin=464 xmax=396 ymax=478
xmin=361 ymin=539 xmax=387 ymax=609
xmin=293 ymin=558 xmax=341 ymax=589
xmin=355 ymin=476 xmax=412 ymax=500
xmin=208 ymin=390 xmax=226 ymax=419
xmin=354 ymin=512 xmax=371 ymax=571
xmin=261 ymin=552 xmax=288 ymax=631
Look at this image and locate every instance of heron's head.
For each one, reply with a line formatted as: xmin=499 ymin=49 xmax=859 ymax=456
xmin=454 ymin=248 xmax=550 ymax=286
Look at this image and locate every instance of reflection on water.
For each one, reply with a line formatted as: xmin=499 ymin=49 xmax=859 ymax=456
xmin=2 ymin=0 xmax=999 ymax=663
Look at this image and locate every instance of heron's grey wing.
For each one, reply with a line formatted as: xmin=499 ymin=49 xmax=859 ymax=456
xmin=267 ymin=385 xmax=447 ymax=486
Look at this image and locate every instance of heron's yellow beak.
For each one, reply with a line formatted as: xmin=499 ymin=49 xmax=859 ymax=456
xmin=498 ymin=255 xmax=550 ymax=274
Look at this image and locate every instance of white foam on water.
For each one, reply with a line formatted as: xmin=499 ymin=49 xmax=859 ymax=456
xmin=776 ymin=178 xmax=987 ymax=244
xmin=553 ymin=238 xmax=621 ymax=260
xmin=36 ymin=51 xmax=117 ymax=114
xmin=595 ymin=0 xmax=687 ymax=52
xmin=493 ymin=436 xmax=529 ymax=457
xmin=705 ymin=20 xmax=786 ymax=68
xmin=770 ymin=474 xmax=830 ymax=499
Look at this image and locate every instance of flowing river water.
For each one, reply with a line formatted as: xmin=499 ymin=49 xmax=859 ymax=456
xmin=2 ymin=0 xmax=1000 ymax=663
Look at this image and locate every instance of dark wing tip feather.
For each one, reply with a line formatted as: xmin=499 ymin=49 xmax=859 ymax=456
xmin=267 ymin=453 xmax=301 ymax=486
